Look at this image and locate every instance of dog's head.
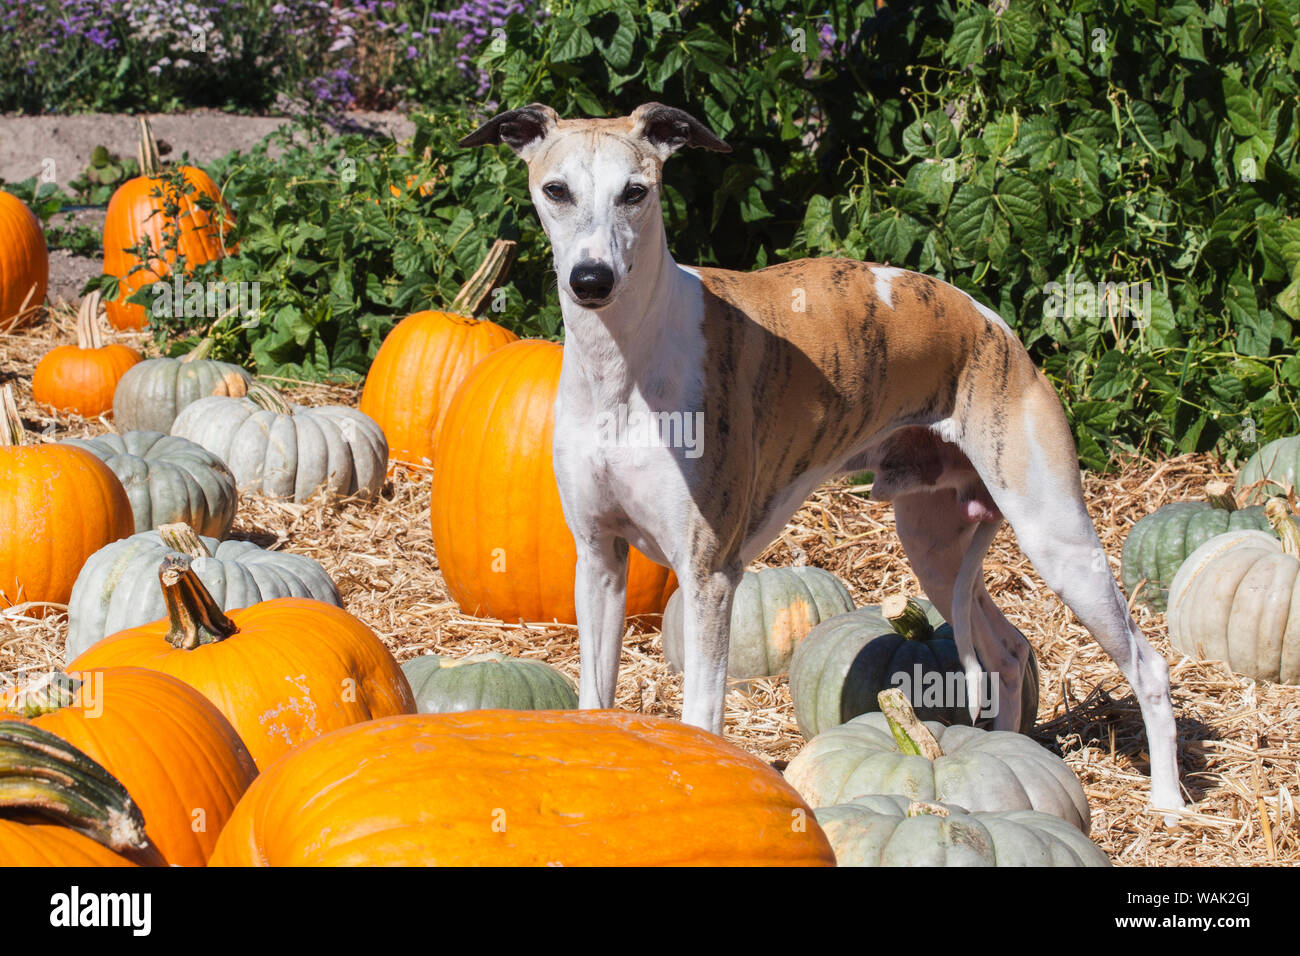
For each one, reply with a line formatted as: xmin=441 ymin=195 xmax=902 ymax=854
xmin=460 ymin=103 xmax=729 ymax=310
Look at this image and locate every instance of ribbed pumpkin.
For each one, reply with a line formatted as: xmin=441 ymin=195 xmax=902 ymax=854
xmin=209 ymin=710 xmax=836 ymax=866
xmin=0 ymin=188 xmax=47 ymax=332
xmin=61 ymin=432 xmax=237 ymax=537
xmin=102 ymin=117 xmax=233 ymax=330
xmin=662 ymin=565 xmax=854 ymax=679
xmin=816 ymin=796 xmax=1110 ymax=867
xmin=789 ymin=595 xmax=1040 ymax=739
xmin=2 ymin=668 xmax=257 ymax=866
xmin=784 ymin=690 xmax=1090 ymax=832
xmin=1120 ymin=482 xmax=1269 ymax=610
xmin=0 ymin=385 xmax=134 ymax=611
xmin=1236 ymin=436 xmax=1300 ymax=504
xmin=360 ymin=241 xmax=518 ymax=467
xmin=432 ymin=340 xmax=677 ymax=622
xmin=171 ymin=384 xmax=388 ymax=502
xmin=68 ymin=554 xmax=413 ymax=770
xmin=0 ymin=721 xmax=160 ymax=866
xmin=402 ymin=652 xmax=578 ymax=713
xmin=67 ymin=523 xmax=341 ymax=660
xmin=32 ymin=292 xmax=141 ymax=417
xmin=69 ymin=555 xmax=415 ymax=769
xmin=1166 ymin=498 xmax=1300 ymax=684
xmin=112 ymin=338 xmax=254 ymax=433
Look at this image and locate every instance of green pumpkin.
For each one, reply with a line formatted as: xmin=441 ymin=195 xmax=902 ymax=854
xmin=61 ymin=431 xmax=237 ymax=538
xmin=784 ymin=690 xmax=1090 ymax=832
xmin=401 ymin=652 xmax=578 ymax=713
xmin=789 ymin=595 xmax=1039 ymax=739
xmin=815 ymin=795 xmax=1109 ymax=867
xmin=661 ymin=566 xmax=855 ymax=679
xmin=1236 ymin=436 xmax=1300 ymax=504
xmin=1121 ymin=484 xmax=1269 ymax=610
xmin=112 ymin=339 xmax=254 ymax=434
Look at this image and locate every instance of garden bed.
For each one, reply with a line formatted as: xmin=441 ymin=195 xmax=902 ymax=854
xmin=2 ymin=305 xmax=1295 ymax=867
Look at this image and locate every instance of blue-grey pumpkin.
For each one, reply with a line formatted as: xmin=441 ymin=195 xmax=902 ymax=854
xmin=66 ymin=523 xmax=340 ymax=660
xmin=61 ymin=431 xmax=237 ymax=538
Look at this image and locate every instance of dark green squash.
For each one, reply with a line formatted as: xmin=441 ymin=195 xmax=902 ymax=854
xmin=789 ymin=595 xmax=1039 ymax=739
xmin=400 ymin=652 xmax=577 ymax=714
xmin=1121 ymin=482 xmax=1269 ymax=610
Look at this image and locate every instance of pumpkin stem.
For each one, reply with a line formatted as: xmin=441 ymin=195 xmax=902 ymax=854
xmin=74 ymin=292 xmax=106 ymax=350
xmin=245 ymin=383 xmax=292 ymax=415
xmin=157 ymin=522 xmax=213 ymax=559
xmin=1265 ymin=498 xmax=1300 ymax=558
xmin=0 ymin=722 xmax=162 ymax=864
xmin=881 ymin=595 xmax=936 ymax=641
xmin=877 ymin=688 xmax=944 ymax=760
xmin=449 ymin=239 xmax=518 ymax=317
xmin=159 ymin=554 xmax=238 ymax=650
xmin=0 ymin=384 xmax=25 ymax=447
xmin=905 ymin=800 xmax=951 ymax=818
xmin=1204 ymin=480 xmax=1238 ymax=512
xmin=0 ymin=672 xmax=80 ymax=718
xmin=136 ymin=116 xmax=162 ymax=177
xmin=181 ymin=338 xmax=215 ymax=363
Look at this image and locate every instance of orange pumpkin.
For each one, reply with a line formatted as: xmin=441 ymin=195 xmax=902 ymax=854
xmin=210 ymin=710 xmax=836 ymax=866
xmin=102 ymin=117 xmax=233 ymax=331
xmin=361 ymin=311 xmax=516 ymax=467
xmin=70 ymin=555 xmax=416 ymax=770
xmin=0 ymin=189 xmax=48 ymax=332
xmin=0 ymin=721 xmax=160 ymax=867
xmin=432 ymin=339 xmax=677 ymax=623
xmin=2 ymin=667 xmax=257 ymax=866
xmin=361 ymin=241 xmax=519 ymax=467
xmin=32 ymin=292 xmax=142 ymax=417
xmin=0 ymin=385 xmax=134 ymax=610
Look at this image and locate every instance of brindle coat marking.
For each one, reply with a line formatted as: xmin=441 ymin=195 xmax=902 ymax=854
xmin=461 ymin=102 xmax=1185 ymax=817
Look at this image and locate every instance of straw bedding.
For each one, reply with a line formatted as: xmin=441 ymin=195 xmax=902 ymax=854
xmin=2 ymin=307 xmax=1296 ymax=867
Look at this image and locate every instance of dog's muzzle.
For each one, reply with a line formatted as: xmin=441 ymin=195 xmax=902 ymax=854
xmin=569 ymin=260 xmax=615 ymax=305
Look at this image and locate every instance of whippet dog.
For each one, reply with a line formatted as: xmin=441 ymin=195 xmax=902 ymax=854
xmin=461 ymin=102 xmax=1184 ymax=816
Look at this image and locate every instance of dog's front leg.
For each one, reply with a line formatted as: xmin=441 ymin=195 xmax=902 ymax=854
xmin=679 ymin=564 xmax=743 ymax=734
xmin=574 ymin=534 xmax=630 ymax=710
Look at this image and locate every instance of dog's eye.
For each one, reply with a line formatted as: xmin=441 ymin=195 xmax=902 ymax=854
xmin=622 ymin=184 xmax=648 ymax=205
xmin=543 ymin=182 xmax=569 ymax=202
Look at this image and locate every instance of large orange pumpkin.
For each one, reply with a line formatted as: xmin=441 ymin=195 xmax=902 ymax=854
xmin=210 ymin=710 xmax=836 ymax=866
xmin=0 ymin=385 xmax=134 ymax=610
xmin=32 ymin=292 xmax=142 ymax=417
xmin=361 ymin=240 xmax=519 ymax=467
xmin=102 ymin=117 xmax=233 ymax=331
xmin=432 ymin=340 xmax=677 ymax=623
xmin=0 ymin=721 xmax=160 ymax=867
xmin=69 ymin=555 xmax=416 ymax=770
xmin=0 ymin=189 xmax=48 ymax=332
xmin=2 ymin=667 xmax=257 ymax=866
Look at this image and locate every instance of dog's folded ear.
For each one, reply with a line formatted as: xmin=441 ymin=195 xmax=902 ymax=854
xmin=631 ymin=103 xmax=731 ymax=157
xmin=459 ymin=104 xmax=559 ymax=158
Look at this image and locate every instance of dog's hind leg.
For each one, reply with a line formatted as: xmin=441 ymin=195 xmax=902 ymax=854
xmin=893 ymin=489 xmax=1034 ymax=731
xmin=959 ymin=380 xmax=1185 ymax=815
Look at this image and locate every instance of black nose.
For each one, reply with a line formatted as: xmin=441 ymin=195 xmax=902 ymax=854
xmin=569 ymin=261 xmax=614 ymax=302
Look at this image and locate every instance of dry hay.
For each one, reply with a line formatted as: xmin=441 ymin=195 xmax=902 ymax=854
xmin=2 ymin=305 xmax=1297 ymax=867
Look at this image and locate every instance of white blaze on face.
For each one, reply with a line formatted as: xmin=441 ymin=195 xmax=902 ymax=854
xmin=870 ymin=266 xmax=907 ymax=309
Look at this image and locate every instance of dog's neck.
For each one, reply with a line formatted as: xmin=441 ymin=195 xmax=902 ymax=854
xmin=557 ymin=213 xmax=700 ymax=407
